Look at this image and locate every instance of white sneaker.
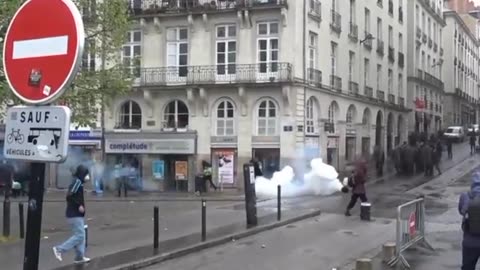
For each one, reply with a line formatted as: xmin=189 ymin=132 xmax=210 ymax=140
xmin=74 ymin=257 xmax=91 ymax=264
xmin=52 ymin=247 xmax=62 ymax=262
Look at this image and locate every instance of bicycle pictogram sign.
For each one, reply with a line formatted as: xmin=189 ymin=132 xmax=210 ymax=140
xmin=7 ymin=128 xmax=24 ymax=144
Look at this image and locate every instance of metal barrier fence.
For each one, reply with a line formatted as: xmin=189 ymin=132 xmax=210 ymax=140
xmin=387 ymin=197 xmax=434 ymax=269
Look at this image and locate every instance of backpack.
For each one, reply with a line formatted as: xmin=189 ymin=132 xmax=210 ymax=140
xmin=465 ymin=193 xmax=480 ymax=235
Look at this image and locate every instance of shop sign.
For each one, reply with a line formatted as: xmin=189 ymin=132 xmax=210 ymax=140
xmin=175 ymin=161 xmax=188 ymax=181
xmin=216 ymin=151 xmax=235 ymax=184
xmin=105 ymin=139 xmax=195 ymax=154
xmin=152 ymin=160 xmax=164 ymax=180
xmin=69 ymin=130 xmax=101 ymax=140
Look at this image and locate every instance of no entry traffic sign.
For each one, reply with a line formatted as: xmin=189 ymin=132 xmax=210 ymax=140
xmin=3 ymin=0 xmax=84 ymax=105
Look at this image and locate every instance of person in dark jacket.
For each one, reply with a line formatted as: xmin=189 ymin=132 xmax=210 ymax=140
xmin=53 ymin=165 xmax=90 ymax=264
xmin=447 ymin=138 xmax=453 ymax=159
xmin=470 ymin=133 xmax=477 ymax=155
xmin=458 ymin=171 xmax=480 ymax=270
xmin=345 ymin=159 xmax=368 ymax=216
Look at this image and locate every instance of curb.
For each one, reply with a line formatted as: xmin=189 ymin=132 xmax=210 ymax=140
xmin=104 ymin=210 xmax=321 ymax=270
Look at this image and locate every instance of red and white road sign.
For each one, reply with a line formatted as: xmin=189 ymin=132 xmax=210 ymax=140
xmin=408 ymin=212 xmax=416 ymax=236
xmin=3 ymin=0 xmax=84 ymax=105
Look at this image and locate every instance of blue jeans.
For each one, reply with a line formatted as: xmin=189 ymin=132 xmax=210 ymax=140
xmin=56 ymin=217 xmax=85 ymax=260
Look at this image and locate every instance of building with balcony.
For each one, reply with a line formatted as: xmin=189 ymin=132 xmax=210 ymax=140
xmin=103 ymin=0 xmax=409 ymax=192
xmin=406 ymin=0 xmax=446 ymax=134
xmin=442 ymin=10 xmax=480 ymax=127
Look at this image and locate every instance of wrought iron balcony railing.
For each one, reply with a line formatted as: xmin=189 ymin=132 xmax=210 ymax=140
xmin=348 ymin=81 xmax=359 ymax=95
xmin=377 ymin=90 xmax=385 ymax=101
xmin=416 ymin=27 xmax=422 ymax=39
xmin=128 ymin=0 xmax=288 ymax=16
xmin=349 ymin=22 xmax=358 ymax=42
xmin=428 ymin=38 xmax=433 ymax=48
xmin=424 ymin=71 xmax=444 ymax=89
xmin=388 ymin=46 xmax=395 ymax=63
xmin=365 ymin=86 xmax=373 ymax=98
xmin=309 ymin=0 xmax=321 ymax=19
xmin=398 ymin=52 xmax=404 ymax=68
xmin=398 ymin=97 xmax=405 ymax=107
xmin=307 ymin=68 xmax=322 ymax=87
xmin=388 ymin=93 xmax=395 ymax=104
xmin=330 ymin=10 xmax=341 ymax=33
xmin=377 ymin=40 xmax=385 ymax=56
xmin=422 ymin=33 xmax=427 ymax=43
xmin=139 ymin=63 xmax=292 ymax=86
xmin=363 ymin=32 xmax=373 ymax=49
xmin=330 ymin=75 xmax=342 ymax=92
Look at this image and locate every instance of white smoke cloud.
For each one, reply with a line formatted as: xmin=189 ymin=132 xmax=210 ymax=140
xmin=255 ymin=158 xmax=345 ymax=198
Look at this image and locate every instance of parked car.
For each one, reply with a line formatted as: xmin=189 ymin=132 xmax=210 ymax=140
xmin=467 ymin=124 xmax=479 ymax=134
xmin=444 ymin=126 xmax=466 ymax=142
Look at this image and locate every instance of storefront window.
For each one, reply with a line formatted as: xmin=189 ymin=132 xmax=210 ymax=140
xmin=164 ymin=100 xmax=189 ymax=129
xmin=119 ymin=101 xmax=142 ymax=129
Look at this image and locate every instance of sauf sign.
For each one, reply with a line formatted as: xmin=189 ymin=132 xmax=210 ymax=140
xmin=4 ymin=106 xmax=71 ymax=161
xmin=1 ymin=0 xmax=85 ymax=269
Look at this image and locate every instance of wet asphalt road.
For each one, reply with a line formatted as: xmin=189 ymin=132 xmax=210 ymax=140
xmin=145 ymin=144 xmax=478 ymax=270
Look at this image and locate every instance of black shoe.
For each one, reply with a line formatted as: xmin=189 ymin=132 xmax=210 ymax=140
xmin=345 ymin=210 xmax=352 ymax=216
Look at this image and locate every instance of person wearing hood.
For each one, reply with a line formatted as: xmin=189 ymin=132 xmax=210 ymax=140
xmin=458 ymin=171 xmax=480 ymax=270
xmin=53 ymin=165 xmax=90 ymax=264
xmin=345 ymin=159 xmax=368 ymax=216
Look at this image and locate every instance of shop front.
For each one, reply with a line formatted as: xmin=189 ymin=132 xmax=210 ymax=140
xmin=252 ymin=136 xmax=280 ymax=179
xmin=305 ymin=136 xmax=320 ymax=164
xmin=104 ymin=132 xmax=197 ymax=192
xmin=55 ymin=128 xmax=102 ymax=189
xmin=211 ymin=136 xmax=237 ymax=189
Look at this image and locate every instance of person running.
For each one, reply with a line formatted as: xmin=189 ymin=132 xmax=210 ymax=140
xmin=202 ymin=161 xmax=217 ymax=191
xmin=53 ymin=165 xmax=90 ymax=264
xmin=345 ymin=159 xmax=368 ymax=216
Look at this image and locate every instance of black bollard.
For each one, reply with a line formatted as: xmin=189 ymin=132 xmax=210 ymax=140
xmin=277 ymin=185 xmax=281 ymax=221
xmin=84 ymin=225 xmax=88 ymax=248
xmin=124 ymin=179 xmax=128 ymax=197
xmin=19 ymin=203 xmax=24 ymax=239
xmin=153 ymin=206 xmax=159 ymax=249
xmin=3 ymin=198 xmax=10 ymax=237
xmin=201 ymin=199 xmax=206 ymax=242
xmin=360 ymin=202 xmax=371 ymax=221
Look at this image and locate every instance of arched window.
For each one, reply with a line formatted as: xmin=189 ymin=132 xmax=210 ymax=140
xmin=164 ymin=100 xmax=189 ymax=129
xmin=362 ymin=108 xmax=371 ymax=126
xmin=216 ymin=100 xmax=235 ymax=136
xmin=257 ymin=99 xmax=278 ymax=136
xmin=306 ymin=97 xmax=319 ymax=134
xmin=119 ymin=101 xmax=142 ymax=129
xmin=346 ymin=105 xmax=356 ymax=124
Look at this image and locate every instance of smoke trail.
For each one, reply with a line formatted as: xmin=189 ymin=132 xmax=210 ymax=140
xmin=255 ymin=158 xmax=345 ymax=198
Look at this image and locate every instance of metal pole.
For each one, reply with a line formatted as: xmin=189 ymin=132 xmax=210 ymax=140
xmin=277 ymin=185 xmax=281 ymax=221
xmin=23 ymin=162 xmax=46 ymax=270
xmin=19 ymin=202 xmax=24 ymax=239
xmin=84 ymin=225 xmax=88 ymax=248
xmin=2 ymin=197 xmax=10 ymax=237
xmin=201 ymin=199 xmax=206 ymax=242
xmin=153 ymin=206 xmax=159 ymax=249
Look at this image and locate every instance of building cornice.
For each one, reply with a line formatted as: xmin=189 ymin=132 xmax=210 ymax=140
xmin=444 ymin=11 xmax=479 ymax=46
xmin=419 ymin=0 xmax=446 ymax=27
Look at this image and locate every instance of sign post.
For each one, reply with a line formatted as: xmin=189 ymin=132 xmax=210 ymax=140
xmin=2 ymin=0 xmax=84 ymax=269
